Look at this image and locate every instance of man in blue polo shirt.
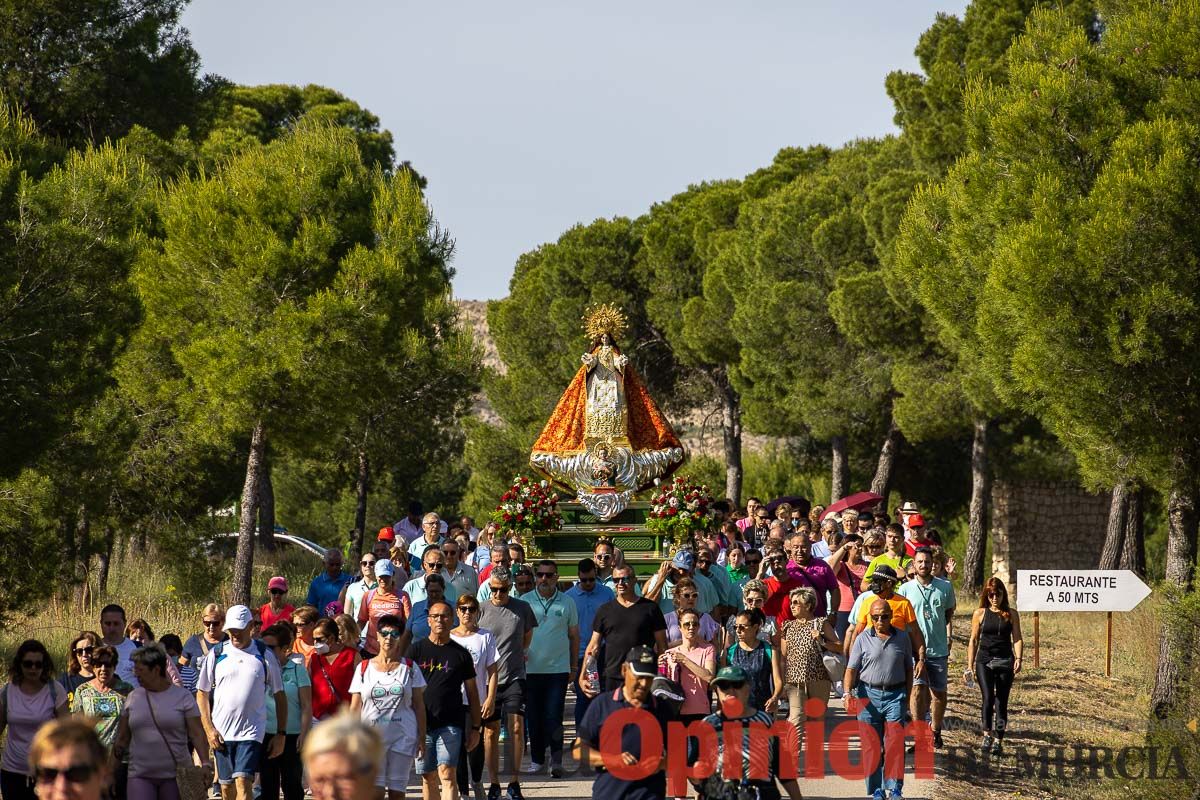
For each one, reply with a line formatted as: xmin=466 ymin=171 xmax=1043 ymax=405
xmin=519 ymin=559 xmax=579 ymax=778
xmin=573 ymin=646 xmax=672 ymax=800
xmin=897 ymin=546 xmax=955 ymax=749
xmin=566 ymin=558 xmax=614 ymax=728
xmin=306 ymin=549 xmax=353 ymax=613
xmin=845 ymin=598 xmax=915 ymax=800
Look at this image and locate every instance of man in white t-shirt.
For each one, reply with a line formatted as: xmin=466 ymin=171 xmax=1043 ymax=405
xmin=99 ymin=603 xmax=140 ymax=687
xmin=197 ymin=605 xmax=285 ymax=800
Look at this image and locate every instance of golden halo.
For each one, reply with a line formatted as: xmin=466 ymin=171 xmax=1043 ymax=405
xmin=582 ymin=304 xmax=628 ymax=341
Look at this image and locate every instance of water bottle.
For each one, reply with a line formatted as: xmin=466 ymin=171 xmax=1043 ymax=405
xmin=585 ymin=655 xmax=600 ymax=694
xmin=964 ymin=667 xmax=976 ymax=689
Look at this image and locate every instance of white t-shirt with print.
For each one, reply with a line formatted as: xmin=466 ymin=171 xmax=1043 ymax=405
xmin=449 ymin=629 xmax=498 ymax=705
xmin=349 ymin=660 xmax=426 ymax=755
xmin=196 ymin=641 xmax=283 ymax=742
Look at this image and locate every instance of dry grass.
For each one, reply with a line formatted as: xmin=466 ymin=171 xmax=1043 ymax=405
xmin=933 ymin=593 xmax=1191 ymax=800
xmin=1 ymin=547 xmax=323 ymax=672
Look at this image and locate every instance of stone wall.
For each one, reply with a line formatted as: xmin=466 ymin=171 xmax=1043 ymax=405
xmin=990 ymin=481 xmax=1111 ymax=599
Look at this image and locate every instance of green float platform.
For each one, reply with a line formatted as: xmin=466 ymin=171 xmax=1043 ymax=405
xmin=531 ymin=501 xmax=667 ymax=579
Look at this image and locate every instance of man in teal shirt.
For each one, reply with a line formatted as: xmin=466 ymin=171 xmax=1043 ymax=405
xmin=519 ymin=559 xmax=579 ymax=777
xmin=897 ymin=546 xmax=955 ymax=748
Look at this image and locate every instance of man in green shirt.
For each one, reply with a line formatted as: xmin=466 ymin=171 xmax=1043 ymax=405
xmin=518 ymin=560 xmax=579 ymax=777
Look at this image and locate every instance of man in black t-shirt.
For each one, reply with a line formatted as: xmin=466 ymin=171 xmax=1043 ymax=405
xmin=578 ymin=564 xmax=667 ymax=692
xmin=406 ymin=600 xmax=482 ymax=799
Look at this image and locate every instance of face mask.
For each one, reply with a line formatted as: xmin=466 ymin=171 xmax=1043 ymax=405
xmin=312 ymin=642 xmax=330 ymax=655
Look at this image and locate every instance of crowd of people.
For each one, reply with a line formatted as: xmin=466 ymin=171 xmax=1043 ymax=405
xmin=0 ymin=499 xmax=1023 ymax=800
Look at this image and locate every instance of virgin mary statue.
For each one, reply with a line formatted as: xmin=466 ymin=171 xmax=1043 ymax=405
xmin=530 ymin=304 xmax=684 ymax=519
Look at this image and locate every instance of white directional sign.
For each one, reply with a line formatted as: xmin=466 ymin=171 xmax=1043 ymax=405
xmin=1016 ymin=569 xmax=1152 ymax=612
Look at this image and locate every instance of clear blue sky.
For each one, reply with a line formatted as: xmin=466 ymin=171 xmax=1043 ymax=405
xmin=181 ymin=1 xmax=969 ymax=300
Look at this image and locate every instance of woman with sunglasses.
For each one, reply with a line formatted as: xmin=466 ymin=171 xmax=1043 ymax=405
xmin=181 ymin=604 xmax=227 ymax=670
xmin=115 ymin=645 xmax=210 ymax=800
xmin=663 ymin=577 xmax=721 ymax=650
xmin=27 ymin=718 xmax=112 ymax=800
xmin=663 ymin=608 xmax=715 ymax=726
xmin=1 ymin=640 xmax=69 ymax=800
xmin=260 ymin=624 xmax=312 ymax=800
xmin=349 ymin=614 xmax=426 ymax=800
xmin=967 ymin=577 xmax=1023 ymax=757
xmin=309 ymin=618 xmax=360 ymax=721
xmin=780 ymin=586 xmax=840 ymax=736
xmin=450 ymin=598 xmax=497 ymax=800
xmin=825 ymin=532 xmax=868 ymax=642
xmin=342 ymin=553 xmax=380 ymax=623
xmin=58 ymin=631 xmax=101 ymax=705
xmin=261 ymin=576 xmax=296 ymax=629
xmin=724 ymin=579 xmax=777 ymax=649
xmin=69 ymin=645 xmax=132 ymax=749
xmin=723 ymin=610 xmax=782 ymax=714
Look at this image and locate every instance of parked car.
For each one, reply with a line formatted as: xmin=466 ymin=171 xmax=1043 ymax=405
xmin=205 ymin=528 xmax=327 ymax=560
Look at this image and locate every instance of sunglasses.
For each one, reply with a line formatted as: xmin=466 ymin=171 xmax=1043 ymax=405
xmin=536 ymin=572 xmax=556 ymax=578
xmin=312 ymin=636 xmax=328 ymax=644
xmin=870 ymin=614 xmax=893 ymax=621
xmin=35 ymin=765 xmax=97 ymax=785
xmin=734 ymin=624 xmax=756 ymax=631
xmin=578 ymin=576 xmax=596 ymax=584
xmin=492 ymin=586 xmax=510 ymax=594
xmin=378 ymin=629 xmax=403 ymax=640
xmin=426 ymin=561 xmax=445 ymax=569
xmin=361 ymin=559 xmax=376 ymax=566
xmin=428 ymin=613 xmax=453 ymax=620
xmin=269 ymin=588 xmax=286 ymax=595
xmin=717 ymin=681 xmax=747 ymax=691
xmin=611 ymin=576 xmax=632 ymax=584
xmin=457 ymin=606 xmax=479 ymax=613
xmin=22 ymin=659 xmax=44 ymax=670
xmin=203 ymin=620 xmax=222 ymax=627
xmin=594 ymin=553 xmax=612 ymax=560
xmin=680 ymin=621 xmax=699 ymax=628
xmin=93 ymin=660 xmax=114 ymax=668
xmin=74 ymin=647 xmax=95 ymax=656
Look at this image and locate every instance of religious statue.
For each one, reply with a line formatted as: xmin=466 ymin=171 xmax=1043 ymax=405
xmin=530 ymin=304 xmax=684 ymax=519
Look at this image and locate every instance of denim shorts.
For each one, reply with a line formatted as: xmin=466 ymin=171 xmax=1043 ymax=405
xmin=418 ymin=725 xmax=463 ymax=774
xmin=914 ymin=655 xmax=949 ymax=692
xmin=214 ymin=740 xmax=262 ymax=783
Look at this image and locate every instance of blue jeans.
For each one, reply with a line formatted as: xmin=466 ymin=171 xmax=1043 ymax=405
xmin=857 ymin=686 xmax=907 ymax=796
xmin=526 ymin=672 xmax=569 ymax=766
xmin=418 ymin=725 xmax=463 ymax=774
xmin=834 ymin=610 xmax=852 ymax=642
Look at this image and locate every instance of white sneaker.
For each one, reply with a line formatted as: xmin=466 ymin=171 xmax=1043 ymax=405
xmin=522 ymin=762 xmax=543 ymax=774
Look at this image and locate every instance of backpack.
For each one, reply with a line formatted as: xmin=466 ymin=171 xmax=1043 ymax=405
xmin=207 ymin=639 xmax=270 ymax=704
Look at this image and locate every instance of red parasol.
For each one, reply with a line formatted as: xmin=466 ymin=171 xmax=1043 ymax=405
xmin=823 ymin=491 xmax=884 ymax=518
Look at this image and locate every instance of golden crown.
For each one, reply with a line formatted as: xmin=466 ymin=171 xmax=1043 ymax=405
xmin=582 ymin=303 xmax=628 ymax=341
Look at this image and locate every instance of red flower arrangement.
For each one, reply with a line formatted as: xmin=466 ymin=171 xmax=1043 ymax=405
xmin=492 ymin=475 xmax=562 ymax=539
xmin=646 ymin=476 xmax=714 ymax=550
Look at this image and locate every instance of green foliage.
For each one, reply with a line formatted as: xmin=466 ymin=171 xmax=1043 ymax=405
xmin=0 ymin=104 xmax=151 ymax=476
xmin=199 ymin=85 xmax=404 ymax=175
xmin=0 ymin=0 xmax=218 ymax=148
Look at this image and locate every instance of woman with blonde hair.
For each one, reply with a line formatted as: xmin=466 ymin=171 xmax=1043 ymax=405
xmin=27 ymin=718 xmax=112 ymax=800
xmin=780 ymin=586 xmax=841 ymax=734
xmin=334 ymin=614 xmax=362 ymax=653
xmin=182 ymin=604 xmax=226 ymax=669
xmin=302 ymin=711 xmax=383 ymax=800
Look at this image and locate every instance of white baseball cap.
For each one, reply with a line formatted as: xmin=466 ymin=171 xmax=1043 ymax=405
xmin=224 ymin=604 xmax=253 ymax=631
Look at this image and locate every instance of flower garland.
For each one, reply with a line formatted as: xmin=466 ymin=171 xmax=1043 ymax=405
xmin=645 ymin=476 xmax=714 ymax=551
xmin=491 ymin=476 xmax=562 ymax=552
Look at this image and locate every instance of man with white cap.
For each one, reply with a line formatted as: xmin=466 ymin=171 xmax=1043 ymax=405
xmin=197 ymin=604 xmax=286 ymax=800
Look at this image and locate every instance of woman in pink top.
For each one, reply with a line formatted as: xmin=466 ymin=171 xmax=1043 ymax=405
xmin=662 ymin=609 xmax=715 ymax=726
xmin=825 ymin=532 xmax=868 ymax=641
xmin=0 ymin=640 xmax=69 ymax=800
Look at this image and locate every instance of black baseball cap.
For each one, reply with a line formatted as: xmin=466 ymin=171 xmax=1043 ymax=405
xmin=625 ymin=645 xmax=658 ymax=677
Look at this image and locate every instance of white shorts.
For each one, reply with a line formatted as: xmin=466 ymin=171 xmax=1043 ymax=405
xmin=376 ymin=749 xmax=415 ymax=791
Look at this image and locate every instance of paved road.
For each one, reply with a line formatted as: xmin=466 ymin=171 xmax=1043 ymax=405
xmin=410 ymin=690 xmax=938 ymax=799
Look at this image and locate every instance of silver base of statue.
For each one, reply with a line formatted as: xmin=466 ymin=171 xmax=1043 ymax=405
xmin=574 ymin=490 xmax=636 ymax=521
xmin=531 ymin=442 xmax=683 ymax=520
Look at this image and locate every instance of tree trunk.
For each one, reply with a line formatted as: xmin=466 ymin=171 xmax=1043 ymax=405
xmin=715 ymin=374 xmax=743 ymax=507
xmin=1098 ymin=480 xmax=1129 ymax=570
xmin=73 ymin=505 xmax=90 ymax=609
xmin=1150 ymin=481 xmax=1198 ymax=719
xmin=962 ymin=418 xmax=992 ymax=597
xmin=1120 ymin=486 xmax=1145 ymax=578
xmin=96 ymin=524 xmax=116 ymax=597
xmin=257 ymin=458 xmax=276 ymax=552
xmin=232 ymin=421 xmax=267 ymax=608
xmin=830 ymin=435 xmax=849 ymax=504
xmin=869 ymin=417 xmax=903 ymax=508
xmin=352 ymin=447 xmax=370 ymax=559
